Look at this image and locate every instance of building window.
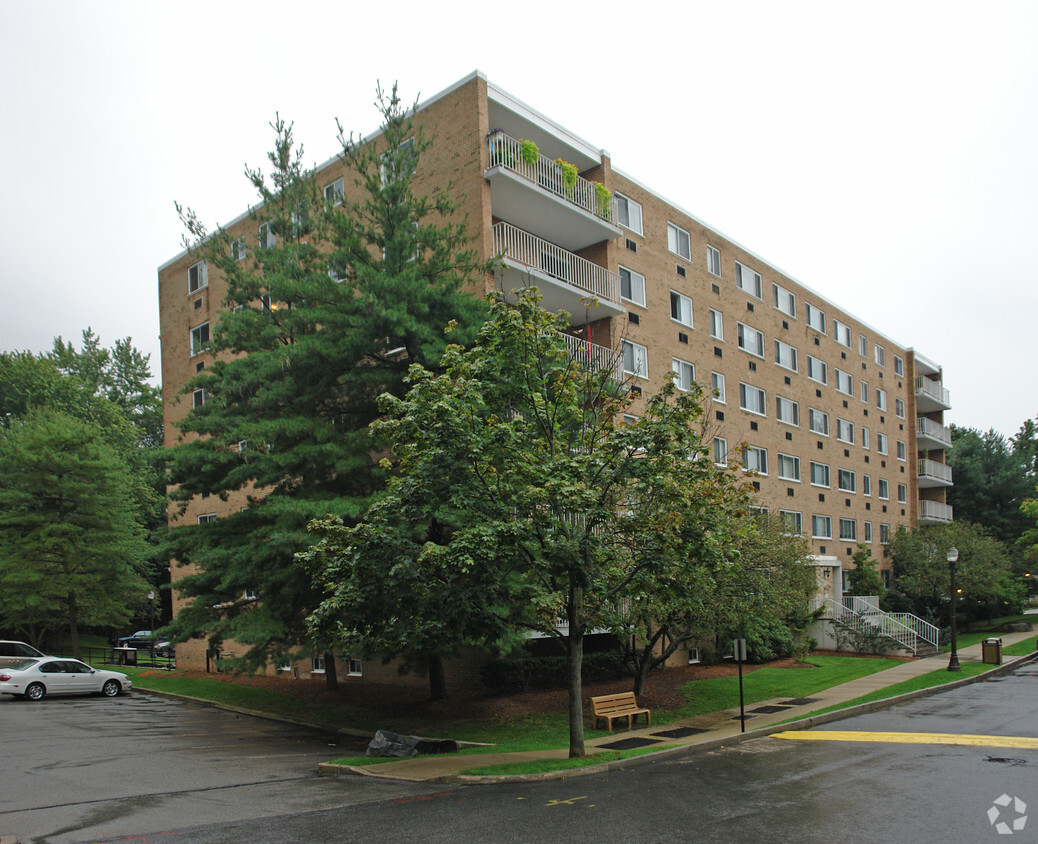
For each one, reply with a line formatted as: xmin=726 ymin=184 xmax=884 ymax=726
xmin=810 ymin=461 xmax=830 ymax=488
xmin=874 ymin=344 xmax=886 ymax=367
xmin=714 ymin=436 xmax=728 ymax=466
xmin=197 ymin=513 xmax=217 ymax=524
xmin=776 ymin=395 xmax=799 ymax=426
xmin=897 ymin=440 xmax=907 ymax=461
xmin=739 ymin=382 xmax=766 ymax=416
xmin=807 ymin=355 xmax=828 ymax=386
xmin=737 ymin=323 xmax=765 ymax=357
xmin=835 ymin=369 xmax=852 ymax=396
xmin=880 ymin=523 xmax=891 ymax=544
xmin=895 ymin=398 xmax=906 ymax=418
xmin=779 ymin=510 xmax=803 ymax=535
xmin=687 ymin=647 xmax=701 ymax=665
xmin=192 ymin=388 xmax=208 ymax=408
xmin=862 ymin=427 xmax=870 ymax=450
xmin=778 ymin=453 xmax=801 ymax=482
xmin=347 ymin=658 xmax=363 ymax=676
xmin=861 ymin=381 xmax=869 ymax=403
xmin=243 ymin=588 xmax=257 ymax=601
xmin=380 ymin=137 xmax=417 ymax=185
xmin=258 ymin=221 xmax=276 ymax=249
xmin=670 ymin=291 xmax=693 ymax=327
xmin=324 ymin=177 xmax=344 ymax=206
xmin=876 ymin=388 xmax=887 ymax=411
xmin=774 ymin=339 xmax=798 ymax=372
xmin=773 ymin=283 xmax=796 ymax=318
xmin=672 ymin=358 xmax=695 ymax=391
xmin=709 ymin=309 xmax=724 ymax=341
xmin=839 ymin=518 xmax=857 ymax=541
xmin=711 ymin=372 xmax=726 ymax=404
xmin=805 ymin=303 xmax=826 ymax=333
xmin=190 ymin=323 xmax=210 ymax=355
xmin=897 ymin=483 xmax=908 ymax=503
xmin=859 ymin=335 xmax=868 ymax=357
xmin=862 ymin=474 xmax=872 ymax=496
xmin=809 ymin=408 xmax=829 ymax=436
xmin=877 ymin=432 xmax=888 ymax=455
xmin=616 ymin=193 xmax=643 ymax=235
xmin=231 ymin=237 xmax=246 ymax=262
xmin=838 ymin=468 xmax=856 ymax=493
xmin=812 ymin=515 xmax=832 ymax=539
xmin=667 ymin=222 xmax=691 ymax=261
xmin=707 ymin=245 xmax=721 ymax=277
xmin=188 ymin=261 xmax=208 ymax=294
xmin=864 ymin=521 xmax=873 ymax=542
xmin=878 ymin=479 xmax=889 ymax=500
xmin=833 ymin=320 xmax=851 ymax=348
xmin=837 ymin=418 xmax=854 ymax=445
xmin=743 ymin=445 xmax=768 ymax=475
xmin=619 ymin=266 xmax=646 ymax=307
xmin=894 ymin=355 xmax=905 ymax=376
xmin=312 ymin=656 xmax=326 ymax=674
xmin=735 ymin=262 xmax=763 ymax=298
xmin=622 ymin=340 xmax=648 ymax=378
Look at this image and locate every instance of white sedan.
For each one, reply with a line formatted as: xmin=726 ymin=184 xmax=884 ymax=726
xmin=0 ymin=657 xmax=132 ymax=701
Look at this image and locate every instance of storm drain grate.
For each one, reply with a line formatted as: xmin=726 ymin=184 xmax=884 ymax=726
xmin=780 ymin=697 xmax=820 ymax=706
xmin=749 ymin=705 xmax=793 ymax=714
xmin=652 ymin=727 xmax=707 ymax=738
xmin=597 ymin=737 xmax=663 ymax=751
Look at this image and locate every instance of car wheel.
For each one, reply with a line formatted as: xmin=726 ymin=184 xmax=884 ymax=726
xmin=25 ymin=682 xmax=45 ymax=701
xmin=101 ymin=679 xmax=121 ymax=697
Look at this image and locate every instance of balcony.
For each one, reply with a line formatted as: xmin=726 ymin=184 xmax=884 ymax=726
xmin=561 ymin=333 xmax=620 ymax=380
xmin=915 ymin=417 xmax=952 ymax=450
xmin=917 ymin=458 xmax=953 ymax=487
xmin=492 ymin=222 xmax=625 ymax=326
xmin=486 ymin=132 xmax=621 ymax=251
xmin=918 ymin=499 xmax=954 ymax=524
xmin=915 ymin=376 xmax=951 ymax=413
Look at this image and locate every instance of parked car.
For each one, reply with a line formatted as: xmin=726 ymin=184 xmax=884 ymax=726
xmin=0 ymin=640 xmax=46 ymax=658
xmin=0 ymin=657 xmax=132 ymax=701
xmin=115 ymin=631 xmax=174 ymax=658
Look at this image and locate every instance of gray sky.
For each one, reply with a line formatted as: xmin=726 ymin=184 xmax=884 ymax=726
xmin=2 ymin=1 xmax=1036 ymax=437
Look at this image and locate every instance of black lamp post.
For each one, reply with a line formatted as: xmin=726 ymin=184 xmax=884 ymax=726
xmin=947 ymin=546 xmax=960 ymax=672
xmin=148 ymin=590 xmax=156 ymax=656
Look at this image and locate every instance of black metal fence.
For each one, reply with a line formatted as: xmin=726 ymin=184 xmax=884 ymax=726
xmin=50 ymin=644 xmax=176 ymax=670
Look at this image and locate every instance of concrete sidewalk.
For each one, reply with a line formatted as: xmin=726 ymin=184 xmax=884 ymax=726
xmin=324 ymin=631 xmax=1037 ymax=783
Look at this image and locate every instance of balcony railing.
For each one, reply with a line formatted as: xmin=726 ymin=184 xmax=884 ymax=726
xmin=488 ymin=132 xmax=617 ymax=224
xmin=915 ymin=376 xmax=951 ymax=408
xmin=918 ymin=458 xmax=953 ymax=485
xmin=916 ymin=417 xmax=952 ymax=448
xmin=918 ymin=499 xmax=954 ymax=523
xmin=492 ymin=222 xmax=620 ymax=306
xmin=561 ymin=333 xmax=620 ymax=379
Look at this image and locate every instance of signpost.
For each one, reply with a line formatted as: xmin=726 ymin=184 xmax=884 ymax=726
xmin=734 ymin=638 xmax=748 ymax=732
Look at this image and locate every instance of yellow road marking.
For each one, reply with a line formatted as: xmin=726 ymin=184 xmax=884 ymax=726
xmin=772 ymin=730 xmax=1038 ymax=749
xmin=547 ymin=796 xmax=588 ymax=806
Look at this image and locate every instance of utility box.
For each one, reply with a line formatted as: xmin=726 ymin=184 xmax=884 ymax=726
xmin=982 ymin=637 xmax=1003 ymax=665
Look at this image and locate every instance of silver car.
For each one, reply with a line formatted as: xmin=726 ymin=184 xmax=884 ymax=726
xmin=0 ymin=657 xmax=132 ymax=701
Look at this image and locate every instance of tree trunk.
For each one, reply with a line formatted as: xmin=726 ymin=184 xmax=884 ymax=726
xmin=633 ymin=650 xmax=652 ymax=696
xmin=428 ymin=653 xmax=446 ymax=701
xmin=323 ymin=650 xmax=338 ymax=691
xmin=566 ymin=587 xmax=585 ymax=759
xmin=68 ymin=590 xmax=81 ymax=661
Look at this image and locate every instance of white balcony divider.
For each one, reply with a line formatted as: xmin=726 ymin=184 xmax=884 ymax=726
xmin=561 ymin=333 xmax=621 ymax=379
xmin=918 ymin=499 xmax=954 ymax=522
xmin=918 ymin=458 xmax=953 ymax=483
xmin=915 ymin=376 xmax=951 ymax=407
xmin=823 ymin=597 xmax=939 ymax=653
xmin=916 ymin=417 xmax=952 ymax=447
xmin=488 ymin=131 xmax=617 ymax=224
xmin=492 ymin=221 xmax=620 ymax=305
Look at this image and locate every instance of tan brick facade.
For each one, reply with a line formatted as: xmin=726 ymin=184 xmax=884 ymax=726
xmin=158 ymin=71 xmax=951 ymax=681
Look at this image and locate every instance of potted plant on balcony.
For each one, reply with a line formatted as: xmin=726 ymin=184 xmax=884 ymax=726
xmin=593 ymin=181 xmax=611 ymax=220
xmin=520 ymin=138 xmax=539 ymax=167
xmin=555 ymin=158 xmax=578 ymax=196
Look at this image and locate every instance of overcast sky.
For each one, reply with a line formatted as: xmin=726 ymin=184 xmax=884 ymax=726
xmin=2 ymin=1 xmax=1036 ymax=438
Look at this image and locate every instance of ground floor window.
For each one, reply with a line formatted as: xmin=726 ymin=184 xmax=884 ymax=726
xmin=687 ymin=648 xmax=700 ymax=665
xmin=348 ymin=658 xmax=363 ymax=676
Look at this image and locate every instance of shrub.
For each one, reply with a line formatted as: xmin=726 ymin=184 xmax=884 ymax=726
xmin=480 ymin=650 xmax=626 ymax=695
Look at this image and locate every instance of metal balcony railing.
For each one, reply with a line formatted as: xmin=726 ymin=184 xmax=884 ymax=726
xmin=561 ymin=333 xmax=621 ymax=379
xmin=492 ymin=222 xmax=620 ymax=305
xmin=916 ymin=417 xmax=952 ymax=448
xmin=915 ymin=376 xmax=951 ymax=407
xmin=918 ymin=499 xmax=954 ymax=523
xmin=487 ymin=131 xmax=617 ymax=224
xmin=918 ymin=458 xmax=953 ymax=484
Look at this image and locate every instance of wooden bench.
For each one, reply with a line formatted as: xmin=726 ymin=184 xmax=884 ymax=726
xmin=590 ymin=692 xmax=651 ymax=732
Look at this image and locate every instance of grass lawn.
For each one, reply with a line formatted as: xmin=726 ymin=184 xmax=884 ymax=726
xmin=942 ymin=614 xmax=1033 ymax=651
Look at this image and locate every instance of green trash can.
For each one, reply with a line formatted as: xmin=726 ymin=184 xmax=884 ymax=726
xmin=982 ymin=637 xmax=1003 ymax=665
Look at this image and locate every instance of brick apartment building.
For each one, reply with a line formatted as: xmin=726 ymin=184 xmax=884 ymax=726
xmin=157 ymin=71 xmax=953 ymax=679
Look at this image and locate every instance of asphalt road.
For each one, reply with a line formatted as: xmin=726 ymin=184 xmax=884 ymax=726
xmin=4 ymin=661 xmax=1037 ymax=843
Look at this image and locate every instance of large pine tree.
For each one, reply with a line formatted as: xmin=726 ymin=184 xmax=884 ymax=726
xmin=164 ymin=85 xmax=491 ymax=677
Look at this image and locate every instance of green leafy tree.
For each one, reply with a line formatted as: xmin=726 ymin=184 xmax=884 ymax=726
xmin=164 ymin=85 xmax=490 ymax=679
xmin=307 ymin=290 xmax=752 ymax=757
xmin=847 ymin=543 xmax=884 ymax=598
xmin=0 ymin=411 xmax=150 ymax=656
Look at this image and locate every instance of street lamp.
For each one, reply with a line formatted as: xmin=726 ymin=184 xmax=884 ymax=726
xmin=148 ymin=590 xmax=156 ymax=656
xmin=947 ymin=546 xmax=960 ymax=672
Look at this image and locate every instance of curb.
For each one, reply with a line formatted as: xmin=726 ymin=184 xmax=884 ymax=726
xmin=436 ymin=650 xmax=1038 ymax=784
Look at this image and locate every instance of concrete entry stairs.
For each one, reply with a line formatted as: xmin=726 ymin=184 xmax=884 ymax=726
xmin=824 ymin=596 xmax=940 ymax=656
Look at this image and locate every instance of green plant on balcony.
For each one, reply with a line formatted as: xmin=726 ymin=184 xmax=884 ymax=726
xmin=593 ymin=181 xmax=611 ymax=220
xmin=555 ymin=159 xmax=578 ymax=194
xmin=520 ymin=139 xmax=539 ymax=167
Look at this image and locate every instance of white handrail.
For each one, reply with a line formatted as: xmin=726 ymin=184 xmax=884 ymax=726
xmin=824 ymin=598 xmax=939 ymax=653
